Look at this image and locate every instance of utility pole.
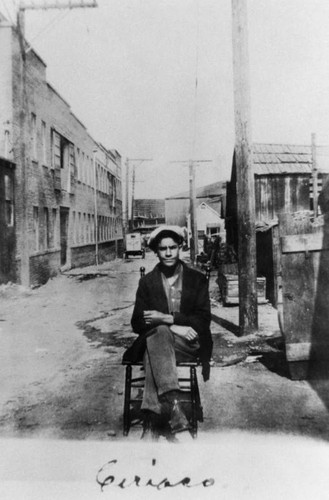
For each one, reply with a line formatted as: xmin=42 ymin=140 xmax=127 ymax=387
xmin=312 ymin=133 xmax=318 ymax=217
xmin=127 ymin=158 xmax=152 ymax=232
xmin=92 ymin=149 xmax=99 ymax=266
xmin=232 ymin=0 xmax=258 ymax=334
xmin=123 ymin=158 xmax=129 ymax=237
xmin=171 ymin=159 xmax=212 ymax=263
xmin=16 ymin=0 xmax=98 ymax=285
xmin=17 ymin=8 xmax=29 ymax=287
xmin=189 ymin=160 xmax=197 ymax=262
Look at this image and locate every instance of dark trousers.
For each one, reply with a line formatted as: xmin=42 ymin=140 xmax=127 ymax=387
xmin=141 ymin=325 xmax=200 ymax=414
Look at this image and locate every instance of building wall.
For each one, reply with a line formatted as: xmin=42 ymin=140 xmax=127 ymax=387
xmin=0 ymin=23 xmax=13 ymax=157
xmin=254 ymin=174 xmax=310 ymax=221
xmin=196 ymin=203 xmax=225 ymax=236
xmin=165 ymin=198 xmax=190 ymax=226
xmin=165 ymin=195 xmax=223 ymax=228
xmin=0 ymin=23 xmax=123 ymax=286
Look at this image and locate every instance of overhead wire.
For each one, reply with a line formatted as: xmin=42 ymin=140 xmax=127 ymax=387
xmin=26 ymin=7 xmax=72 ymax=51
xmin=1 ymin=0 xmax=15 ymax=24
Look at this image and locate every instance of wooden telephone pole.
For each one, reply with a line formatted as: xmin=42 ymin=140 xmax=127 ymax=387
xmin=171 ymin=159 xmax=212 ymax=262
xmin=126 ymin=158 xmax=152 ymax=232
xmin=232 ymin=0 xmax=258 ymax=334
xmin=312 ymin=133 xmax=318 ymax=217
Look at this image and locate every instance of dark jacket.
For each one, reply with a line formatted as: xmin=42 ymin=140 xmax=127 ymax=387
xmin=124 ymin=261 xmax=213 ymax=366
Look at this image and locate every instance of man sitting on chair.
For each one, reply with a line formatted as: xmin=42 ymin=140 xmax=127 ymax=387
xmin=123 ymin=225 xmax=213 ymax=440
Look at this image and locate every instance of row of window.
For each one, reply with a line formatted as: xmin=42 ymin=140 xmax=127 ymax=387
xmin=30 ymin=113 xmax=119 ymax=196
xmin=32 ymin=206 xmax=121 ymax=253
xmin=71 ymin=211 xmax=120 ymax=246
xmin=75 ymin=148 xmax=116 ymax=196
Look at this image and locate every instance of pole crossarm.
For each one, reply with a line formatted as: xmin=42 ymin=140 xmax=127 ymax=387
xmin=128 ymin=159 xmax=153 ymax=163
xmin=170 ymin=160 xmax=212 ymax=165
xmin=19 ymin=1 xmax=98 ymax=10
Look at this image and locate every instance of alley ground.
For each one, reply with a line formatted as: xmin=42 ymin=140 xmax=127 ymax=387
xmin=1 ymin=250 xmax=329 ymax=446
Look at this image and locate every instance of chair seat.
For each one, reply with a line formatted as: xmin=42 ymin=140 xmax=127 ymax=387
xmin=122 ymin=359 xmax=199 ymax=366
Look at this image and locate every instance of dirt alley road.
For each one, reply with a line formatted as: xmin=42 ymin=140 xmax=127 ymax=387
xmin=1 ymin=251 xmax=329 ymax=443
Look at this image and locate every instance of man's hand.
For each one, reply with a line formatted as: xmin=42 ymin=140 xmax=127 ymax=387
xmin=170 ymin=325 xmax=198 ymax=342
xmin=143 ymin=310 xmax=174 ymax=327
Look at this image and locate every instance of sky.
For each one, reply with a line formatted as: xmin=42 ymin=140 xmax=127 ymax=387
xmin=2 ymin=0 xmax=329 ymax=198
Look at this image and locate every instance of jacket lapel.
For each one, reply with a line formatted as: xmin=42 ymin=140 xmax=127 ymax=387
xmin=180 ymin=264 xmax=194 ymax=312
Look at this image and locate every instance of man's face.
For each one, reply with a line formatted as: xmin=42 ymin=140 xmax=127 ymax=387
xmin=156 ymin=237 xmax=180 ymax=268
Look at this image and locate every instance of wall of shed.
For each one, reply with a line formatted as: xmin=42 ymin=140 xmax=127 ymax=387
xmin=255 ymin=174 xmax=310 ymax=221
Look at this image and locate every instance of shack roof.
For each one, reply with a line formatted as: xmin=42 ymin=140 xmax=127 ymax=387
xmin=253 ymin=143 xmax=312 ymax=175
xmin=166 ymin=181 xmax=226 ymax=200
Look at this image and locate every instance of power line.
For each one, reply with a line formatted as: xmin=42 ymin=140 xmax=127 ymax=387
xmin=1 ymin=0 xmax=15 ymax=23
xmin=26 ymin=8 xmax=71 ymax=49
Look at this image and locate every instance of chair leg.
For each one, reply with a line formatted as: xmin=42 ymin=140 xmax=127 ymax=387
xmin=189 ymin=366 xmax=198 ymax=438
xmin=195 ymin=375 xmax=203 ymax=422
xmin=123 ymin=365 xmax=132 ymax=436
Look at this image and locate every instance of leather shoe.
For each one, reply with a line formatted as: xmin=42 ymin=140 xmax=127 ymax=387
xmin=169 ymin=399 xmax=191 ymax=434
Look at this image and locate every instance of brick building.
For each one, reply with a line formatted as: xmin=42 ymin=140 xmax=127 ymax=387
xmin=0 ymin=16 xmax=123 ymax=286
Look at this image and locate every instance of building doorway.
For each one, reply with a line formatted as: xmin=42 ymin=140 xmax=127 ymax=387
xmin=60 ymin=207 xmax=69 ymax=266
xmin=0 ymin=159 xmax=16 ymax=284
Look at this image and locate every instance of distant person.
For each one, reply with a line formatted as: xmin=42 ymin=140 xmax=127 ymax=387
xmin=210 ymin=234 xmax=221 ymax=268
xmin=203 ymin=234 xmax=209 ymax=254
xmin=123 ymin=225 xmax=213 ymax=440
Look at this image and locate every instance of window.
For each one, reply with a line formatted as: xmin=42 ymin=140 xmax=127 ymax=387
xmin=41 ymin=121 xmax=47 ymax=164
xmin=83 ymin=213 xmax=87 ymax=243
xmin=4 ymin=175 xmax=14 ymax=226
xmin=72 ymin=211 xmax=76 ymax=244
xmin=86 ymin=156 xmax=89 ymax=186
xmin=82 ymin=153 xmax=85 ymax=183
xmin=44 ymin=207 xmax=49 ymax=249
xmin=31 ymin=113 xmax=37 ymax=160
xmin=33 ymin=206 xmax=39 ymax=251
xmin=91 ymin=214 xmax=95 ymax=243
xmin=4 ymin=130 xmax=10 ymax=158
xmin=76 ymin=148 xmax=80 ymax=181
xmin=51 ymin=208 xmax=57 ymax=248
xmin=78 ymin=212 xmax=81 ymax=243
xmin=88 ymin=214 xmax=91 ymax=242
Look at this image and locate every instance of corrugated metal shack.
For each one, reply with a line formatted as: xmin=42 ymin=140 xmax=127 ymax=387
xmin=226 ymin=143 xmax=329 ymax=305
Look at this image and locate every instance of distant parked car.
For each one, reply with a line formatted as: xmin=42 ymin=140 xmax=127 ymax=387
xmin=124 ymin=232 xmax=145 ymax=259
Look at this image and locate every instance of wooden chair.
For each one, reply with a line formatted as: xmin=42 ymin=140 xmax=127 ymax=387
xmin=121 ymin=265 xmax=210 ymax=438
xmin=122 ymin=359 xmax=203 ymax=438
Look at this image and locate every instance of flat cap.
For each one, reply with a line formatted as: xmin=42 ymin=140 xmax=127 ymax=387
xmin=148 ymin=225 xmax=185 ymax=252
